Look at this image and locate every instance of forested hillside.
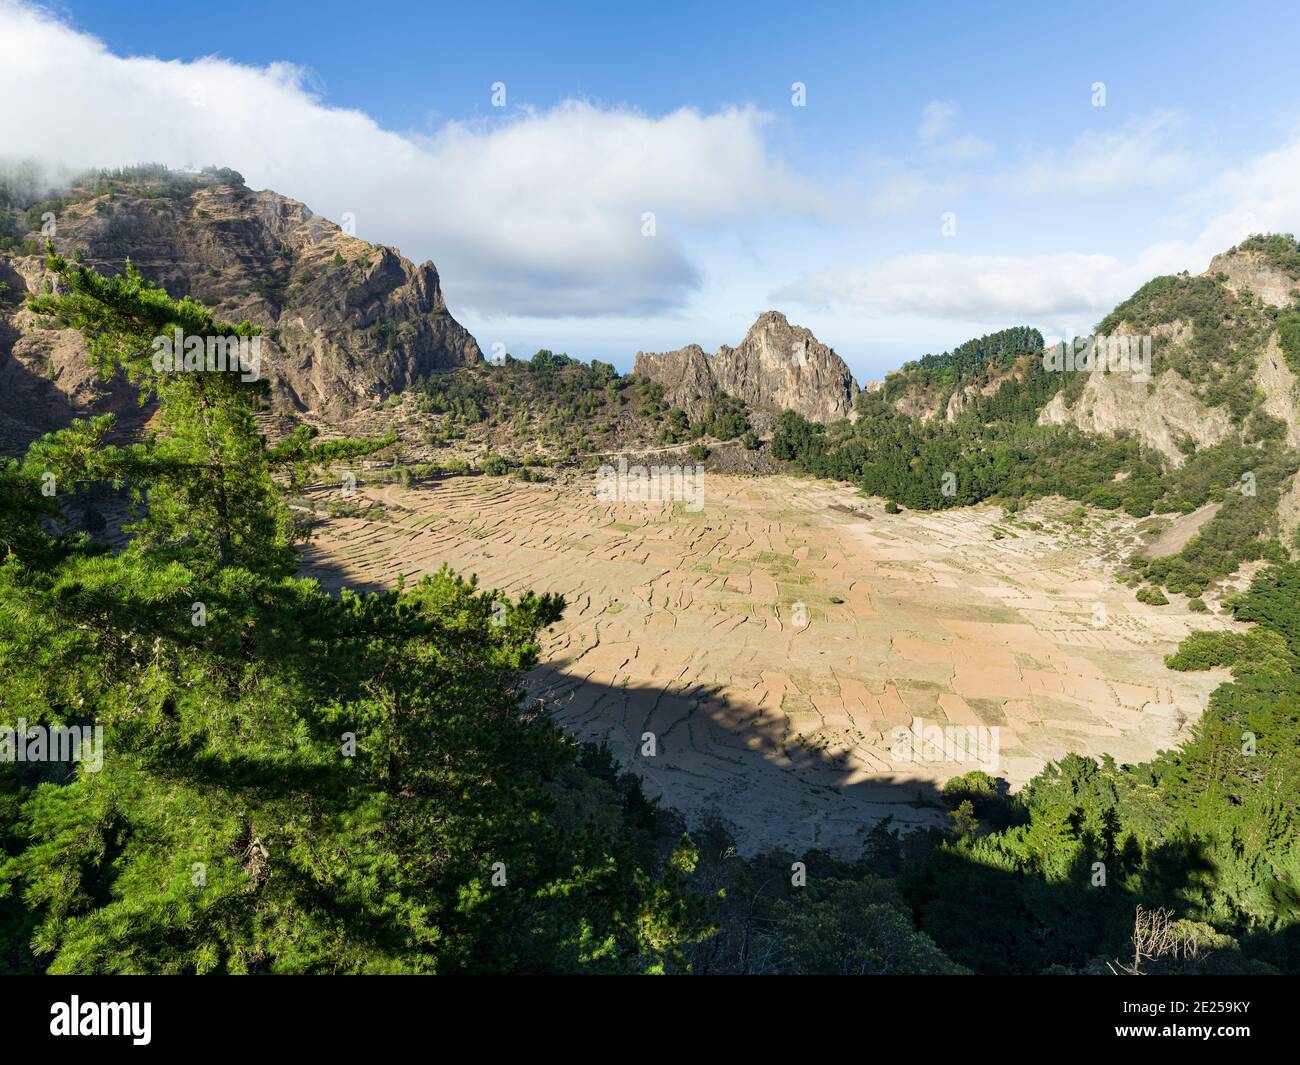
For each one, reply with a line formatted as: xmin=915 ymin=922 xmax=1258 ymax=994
xmin=0 ymin=254 xmax=711 ymax=973
xmin=769 ymin=263 xmax=1300 ymax=602
xmin=1 ymin=251 xmax=1296 ymax=975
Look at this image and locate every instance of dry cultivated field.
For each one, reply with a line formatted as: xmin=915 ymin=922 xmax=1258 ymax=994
xmin=300 ymin=471 xmax=1234 ymax=855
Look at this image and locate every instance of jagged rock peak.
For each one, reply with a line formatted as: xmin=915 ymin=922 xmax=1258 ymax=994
xmin=633 ymin=311 xmax=859 ymax=423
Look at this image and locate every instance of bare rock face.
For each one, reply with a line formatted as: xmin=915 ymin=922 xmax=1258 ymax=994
xmin=634 ymin=311 xmax=859 ymax=422
xmin=1037 ymin=368 xmax=1234 ymax=466
xmin=1036 ymin=308 xmax=1222 ymax=468
xmin=1257 ymin=330 xmax=1300 ymax=448
xmin=0 ymin=171 xmax=481 ymax=449
xmin=1208 ymin=248 xmax=1300 ymax=308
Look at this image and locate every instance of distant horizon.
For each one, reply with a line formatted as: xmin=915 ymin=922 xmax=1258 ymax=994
xmin=4 ymin=0 xmax=1300 ymax=379
xmin=13 ymin=159 xmax=1285 ymax=387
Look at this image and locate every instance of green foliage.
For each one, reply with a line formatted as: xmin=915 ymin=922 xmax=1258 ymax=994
xmin=1099 ymin=271 xmax=1269 ymax=421
xmin=411 ymin=354 xmax=634 ymax=454
xmin=1131 ymin=443 xmax=1299 ymax=592
xmin=1165 ymin=627 xmax=1293 ymax=675
xmin=658 ymin=407 xmax=690 ymax=444
xmin=1277 ymin=310 xmax=1300 ymax=376
xmin=1234 ymin=233 xmax=1300 ymax=279
xmin=767 ymin=877 xmax=967 ymax=975
xmin=0 ymin=259 xmax=710 ymax=974
xmin=1230 ymin=561 xmax=1300 ymax=652
xmin=700 ymin=395 xmax=748 ymax=441
xmin=772 ymin=394 xmax=1154 ymax=513
xmin=895 ymin=326 xmax=1044 ymax=392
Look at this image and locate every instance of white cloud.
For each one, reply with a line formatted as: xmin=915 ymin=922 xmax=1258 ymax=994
xmin=918 ymin=99 xmax=993 ymax=161
xmin=861 ymin=172 xmax=966 ymax=217
xmin=774 ymin=252 xmax=1140 ymax=328
xmin=919 ymin=100 xmax=959 ymax=144
xmin=1014 ymin=111 xmax=1196 ymax=194
xmin=0 ymin=0 xmax=811 ymax=317
xmin=1180 ymin=136 xmax=1300 ymax=264
xmin=778 ymin=119 xmax=1300 ymax=336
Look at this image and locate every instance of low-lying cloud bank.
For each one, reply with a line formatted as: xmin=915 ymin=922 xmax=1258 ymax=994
xmin=777 ymin=136 xmax=1300 ymax=333
xmin=3 ymin=0 xmax=1300 ymax=350
xmin=0 ymin=1 xmax=809 ymax=318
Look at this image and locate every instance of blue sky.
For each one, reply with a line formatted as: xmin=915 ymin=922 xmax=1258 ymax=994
xmin=6 ymin=0 xmax=1300 ymax=378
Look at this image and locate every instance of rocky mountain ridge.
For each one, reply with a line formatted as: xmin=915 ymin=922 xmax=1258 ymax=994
xmin=0 ymin=168 xmax=481 ymax=452
xmin=1035 ymin=243 xmax=1300 ymax=466
xmin=5 ymin=167 xmax=1299 ymax=531
xmin=633 ymin=311 xmax=860 ymax=424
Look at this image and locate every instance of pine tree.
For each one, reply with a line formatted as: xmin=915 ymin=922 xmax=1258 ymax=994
xmin=0 ymin=252 xmax=709 ymax=973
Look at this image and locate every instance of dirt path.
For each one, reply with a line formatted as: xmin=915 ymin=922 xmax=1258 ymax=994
xmin=1140 ymin=502 xmax=1221 ymax=559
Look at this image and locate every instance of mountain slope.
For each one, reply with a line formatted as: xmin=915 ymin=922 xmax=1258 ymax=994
xmin=0 ymin=165 xmax=480 ymax=451
xmin=1038 ymin=241 xmax=1300 ymax=464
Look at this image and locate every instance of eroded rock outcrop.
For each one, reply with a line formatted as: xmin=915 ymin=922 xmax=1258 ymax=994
xmin=1208 ymin=247 xmax=1300 ymax=308
xmin=633 ymin=311 xmax=859 ymax=423
xmin=1037 ymin=369 xmax=1234 ymax=466
xmin=0 ymin=171 xmax=481 ymax=450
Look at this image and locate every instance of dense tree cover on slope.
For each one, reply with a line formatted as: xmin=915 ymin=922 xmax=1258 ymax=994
xmin=411 ymin=355 xmax=749 ymax=457
xmin=772 ymin=319 xmax=1300 ymax=592
xmin=893 ymin=326 xmax=1044 ymax=394
xmin=1278 ymin=309 xmax=1300 ymax=376
xmin=775 ymin=373 xmax=1298 ymax=518
xmin=0 ymin=254 xmax=711 ymax=973
xmin=1097 ymin=272 xmax=1272 ymax=420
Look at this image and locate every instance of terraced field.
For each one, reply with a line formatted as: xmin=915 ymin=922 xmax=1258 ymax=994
xmin=300 ymin=472 xmax=1233 ymax=855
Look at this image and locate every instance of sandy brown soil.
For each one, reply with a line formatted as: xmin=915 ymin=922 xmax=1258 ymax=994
xmin=299 ymin=472 xmax=1234 ymax=855
xmin=1140 ymin=502 xmax=1222 ymax=559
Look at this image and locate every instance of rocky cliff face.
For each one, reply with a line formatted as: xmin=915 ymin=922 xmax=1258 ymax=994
xmin=633 ymin=311 xmax=859 ymax=423
xmin=1037 ymin=368 xmax=1236 ymax=465
xmin=0 ymin=170 xmax=480 ymax=450
xmin=1036 ymin=251 xmax=1300 ymax=466
xmin=1208 ymin=247 xmax=1300 ymax=308
xmin=1257 ymin=331 xmax=1300 ymax=449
